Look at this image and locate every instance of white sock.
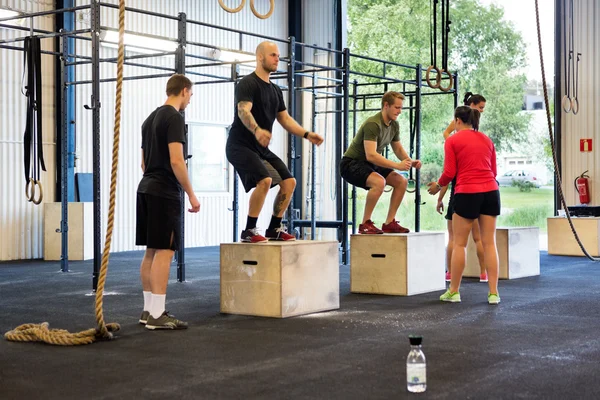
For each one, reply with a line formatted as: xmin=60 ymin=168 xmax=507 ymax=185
xmin=143 ymin=291 xmax=152 ymax=312
xmin=150 ymin=294 xmax=166 ymax=319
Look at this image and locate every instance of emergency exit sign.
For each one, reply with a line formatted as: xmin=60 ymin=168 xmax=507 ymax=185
xmin=581 ymin=139 xmax=593 ymax=152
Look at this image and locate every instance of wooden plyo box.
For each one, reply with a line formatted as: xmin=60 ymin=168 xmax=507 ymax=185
xmin=463 ymin=227 xmax=540 ymax=279
xmin=220 ymin=241 xmax=340 ymax=318
xmin=44 ymin=202 xmax=94 ymax=261
xmin=548 ymin=217 xmax=600 ymax=257
xmin=350 ymin=233 xmax=445 ymax=296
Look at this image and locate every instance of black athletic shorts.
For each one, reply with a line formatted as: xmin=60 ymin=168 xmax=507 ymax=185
xmin=340 ymin=157 xmax=394 ymax=190
xmin=453 ymin=190 xmax=501 ymax=220
xmin=226 ymin=144 xmax=293 ymax=193
xmin=135 ymin=193 xmax=182 ymax=250
xmin=445 ymin=178 xmax=457 ymax=221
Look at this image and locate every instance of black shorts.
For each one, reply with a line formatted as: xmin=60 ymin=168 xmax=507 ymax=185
xmin=226 ymin=143 xmax=293 ymax=193
xmin=340 ymin=157 xmax=394 ymax=190
xmin=453 ymin=190 xmax=501 ymax=220
xmin=135 ymin=193 xmax=182 ymax=250
xmin=445 ymin=179 xmax=456 ymax=221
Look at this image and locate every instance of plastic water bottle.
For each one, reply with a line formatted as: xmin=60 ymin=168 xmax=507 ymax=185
xmin=406 ymin=335 xmax=426 ymax=393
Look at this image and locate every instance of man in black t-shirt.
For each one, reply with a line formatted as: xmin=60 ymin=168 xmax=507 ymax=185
xmin=227 ymin=41 xmax=324 ymax=243
xmin=136 ymin=74 xmax=200 ymax=330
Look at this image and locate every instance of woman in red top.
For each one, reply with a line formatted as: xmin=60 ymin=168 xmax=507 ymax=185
xmin=427 ymin=106 xmax=501 ymax=305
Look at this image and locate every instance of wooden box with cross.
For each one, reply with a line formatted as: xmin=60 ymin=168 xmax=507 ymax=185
xmin=220 ymin=241 xmax=340 ymax=318
xmin=350 ymin=232 xmax=446 ymax=296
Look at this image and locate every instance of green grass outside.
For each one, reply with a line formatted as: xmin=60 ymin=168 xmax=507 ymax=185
xmin=350 ymin=186 xmax=554 ymax=233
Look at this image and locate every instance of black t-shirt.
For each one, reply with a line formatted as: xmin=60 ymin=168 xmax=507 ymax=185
xmin=137 ymin=105 xmax=186 ymax=200
xmin=228 ymin=72 xmax=286 ymax=153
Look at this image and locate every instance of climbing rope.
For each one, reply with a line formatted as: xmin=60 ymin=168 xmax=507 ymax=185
xmin=4 ymin=0 xmax=126 ymax=344
xmin=534 ymin=0 xmax=598 ymax=262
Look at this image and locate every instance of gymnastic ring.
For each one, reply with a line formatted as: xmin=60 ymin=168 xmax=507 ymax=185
xmin=561 ymin=95 xmax=572 ymax=113
xmin=31 ymin=180 xmax=43 ymax=205
xmin=218 ymin=0 xmax=246 ymax=13
xmin=439 ymin=69 xmax=454 ymax=92
xmin=250 ymin=0 xmax=274 ymax=19
xmin=25 ymin=178 xmax=34 ymax=202
xmin=406 ymin=179 xmax=416 ymax=194
xmin=425 ymin=65 xmax=441 ymax=89
xmin=571 ymin=97 xmax=579 ymax=115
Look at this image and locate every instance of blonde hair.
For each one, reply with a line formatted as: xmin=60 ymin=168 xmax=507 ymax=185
xmin=381 ymin=91 xmax=405 ymax=107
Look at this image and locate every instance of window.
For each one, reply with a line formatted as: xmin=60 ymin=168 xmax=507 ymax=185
xmin=187 ymin=123 xmax=229 ymax=192
xmin=533 ymin=101 xmax=544 ymax=110
xmin=526 ymin=160 xmax=533 ymax=164
xmin=509 ymin=161 xmax=516 ymax=165
xmin=517 ymin=160 xmax=525 ymax=164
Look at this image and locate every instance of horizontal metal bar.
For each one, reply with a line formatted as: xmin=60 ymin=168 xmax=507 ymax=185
xmin=0 ymin=28 xmax=90 ymax=45
xmin=99 ymin=26 xmax=178 ymax=45
xmin=0 ymin=44 xmax=60 ymax=56
xmin=350 ymin=52 xmax=417 ymax=70
xmin=294 ymin=70 xmax=343 ymax=83
xmin=314 ymin=110 xmax=344 ymax=114
xmin=0 ymin=5 xmax=90 ymax=23
xmin=98 ymin=2 xmax=180 ymax=20
xmin=186 ymin=18 xmax=289 ymax=44
xmin=296 ymin=87 xmax=343 ymax=97
xmin=66 ymin=50 xmax=176 ymax=66
xmin=294 ymin=42 xmax=344 ymax=55
xmin=351 ymin=72 xmax=416 ymax=85
xmin=0 ymin=23 xmax=53 ymax=35
xmin=193 ymin=79 xmax=234 ymax=86
xmin=187 ymin=71 xmax=231 ymax=81
xmin=67 ymin=72 xmax=172 ymax=86
xmin=295 ymin=60 xmax=343 ymax=70
xmin=283 ymin=220 xmax=353 ymax=228
xmin=354 ymin=80 xmax=417 ymax=88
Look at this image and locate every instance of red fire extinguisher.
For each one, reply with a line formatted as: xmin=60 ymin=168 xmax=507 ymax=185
xmin=575 ymin=171 xmax=590 ymax=204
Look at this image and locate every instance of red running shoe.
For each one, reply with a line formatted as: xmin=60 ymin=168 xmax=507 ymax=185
xmin=381 ymin=219 xmax=410 ymax=233
xmin=241 ymin=228 xmax=268 ymax=243
xmin=265 ymin=225 xmax=296 ymax=241
xmin=358 ymin=220 xmax=384 ymax=234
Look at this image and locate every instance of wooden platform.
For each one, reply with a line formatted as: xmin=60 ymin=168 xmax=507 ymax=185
xmin=463 ymin=227 xmax=540 ymax=279
xmin=44 ymin=202 xmax=93 ymax=261
xmin=350 ymin=232 xmax=445 ymax=296
xmin=220 ymin=240 xmax=340 ymax=318
xmin=548 ymin=217 xmax=600 ymax=257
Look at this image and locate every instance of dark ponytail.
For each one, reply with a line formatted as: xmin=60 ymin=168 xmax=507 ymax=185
xmin=463 ymin=92 xmax=486 ymax=106
xmin=454 ymin=106 xmax=480 ymax=131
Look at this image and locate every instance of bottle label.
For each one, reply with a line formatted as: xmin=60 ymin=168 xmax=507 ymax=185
xmin=407 ymin=364 xmax=426 ymax=384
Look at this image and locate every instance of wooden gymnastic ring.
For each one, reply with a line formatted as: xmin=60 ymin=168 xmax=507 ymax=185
xmin=571 ymin=97 xmax=579 ymax=115
xmin=439 ymin=69 xmax=454 ymax=92
xmin=25 ymin=178 xmax=34 ymax=202
xmin=250 ymin=0 xmax=275 ymax=19
xmin=32 ymin=180 xmax=43 ymax=205
xmin=425 ymin=65 xmax=441 ymax=89
xmin=561 ymin=95 xmax=572 ymax=113
xmin=406 ymin=179 xmax=416 ymax=194
xmin=218 ymin=0 xmax=246 ymax=13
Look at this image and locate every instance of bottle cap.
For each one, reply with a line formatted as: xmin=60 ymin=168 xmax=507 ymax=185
xmin=409 ymin=335 xmax=422 ymax=345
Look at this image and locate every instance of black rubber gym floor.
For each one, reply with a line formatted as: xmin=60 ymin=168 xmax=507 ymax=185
xmin=1 ymin=248 xmax=599 ymax=399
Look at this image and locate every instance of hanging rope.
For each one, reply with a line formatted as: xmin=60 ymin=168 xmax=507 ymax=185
xmin=218 ymin=0 xmax=274 ymax=19
xmin=426 ymin=0 xmax=453 ymax=91
xmin=4 ymin=0 xmax=126 ymax=345
xmin=534 ymin=0 xmax=598 ymax=262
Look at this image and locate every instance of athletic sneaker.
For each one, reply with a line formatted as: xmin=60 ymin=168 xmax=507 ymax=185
xmin=358 ymin=220 xmax=384 ymax=234
xmin=440 ymin=290 xmax=461 ymax=303
xmin=265 ymin=225 xmax=296 ymax=241
xmin=480 ymin=272 xmax=489 ymax=283
xmin=145 ymin=311 xmax=188 ymax=330
xmin=381 ymin=219 xmax=410 ymax=233
xmin=488 ymin=293 xmax=501 ymax=305
xmin=445 ymin=271 xmax=451 ymax=282
xmin=241 ymin=227 xmax=268 ymax=243
xmin=139 ymin=310 xmax=150 ymax=325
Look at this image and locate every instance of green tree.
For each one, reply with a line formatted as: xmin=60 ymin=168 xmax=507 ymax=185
xmin=347 ymin=0 xmax=530 ymax=158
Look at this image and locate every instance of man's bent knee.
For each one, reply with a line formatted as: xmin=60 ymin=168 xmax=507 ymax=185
xmin=280 ymin=177 xmax=296 ymax=191
xmin=256 ymin=177 xmax=273 ymax=190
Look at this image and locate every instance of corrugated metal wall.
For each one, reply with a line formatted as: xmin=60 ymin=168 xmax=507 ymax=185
xmin=560 ymin=0 xmax=600 ymax=205
xmin=0 ymin=0 xmax=55 ymax=260
xmin=1 ymin=0 xmax=339 ymax=260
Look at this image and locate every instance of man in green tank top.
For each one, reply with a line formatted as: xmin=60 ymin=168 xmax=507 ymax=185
xmin=340 ymin=91 xmax=422 ymax=234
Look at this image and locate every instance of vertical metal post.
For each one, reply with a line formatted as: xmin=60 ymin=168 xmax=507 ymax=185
xmin=287 ymin=36 xmax=297 ymax=233
xmin=60 ymin=34 xmax=70 ymax=273
xmin=554 ymin=0 xmax=562 ymax=215
xmin=310 ymin=72 xmax=317 ymax=240
xmin=453 ymin=72 xmax=459 ymax=108
xmin=176 ymin=12 xmax=187 ymax=282
xmin=231 ymin=63 xmax=240 ymax=242
xmin=341 ymin=48 xmax=350 ymax=263
xmin=351 ymin=79 xmax=358 ymax=235
xmin=414 ymin=64 xmax=423 ymax=232
xmin=90 ymin=0 xmax=101 ymax=291
xmin=65 ymin=2 xmax=76 ymax=202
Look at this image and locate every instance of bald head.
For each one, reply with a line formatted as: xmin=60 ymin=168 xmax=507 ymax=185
xmin=255 ymin=41 xmax=280 ymax=73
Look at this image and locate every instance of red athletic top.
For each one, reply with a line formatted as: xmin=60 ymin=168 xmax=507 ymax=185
xmin=438 ymin=129 xmax=498 ymax=193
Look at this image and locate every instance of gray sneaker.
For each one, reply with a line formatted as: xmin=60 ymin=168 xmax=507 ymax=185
xmin=145 ymin=311 xmax=188 ymax=330
xmin=139 ymin=311 xmax=150 ymax=325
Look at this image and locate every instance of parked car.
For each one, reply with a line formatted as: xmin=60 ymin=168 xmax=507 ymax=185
xmin=497 ymin=170 xmax=541 ymax=188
